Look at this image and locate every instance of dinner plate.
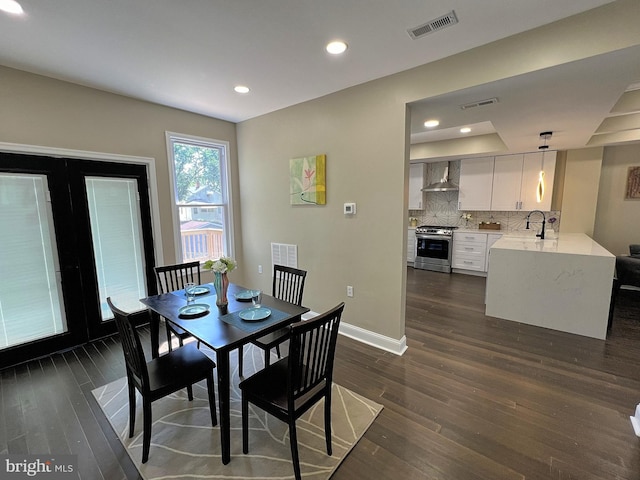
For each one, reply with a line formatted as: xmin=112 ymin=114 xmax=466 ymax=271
xmin=239 ymin=307 xmax=271 ymax=321
xmin=234 ymin=290 xmax=254 ymax=301
xmin=178 ymin=303 xmax=210 ymax=318
xmin=192 ymin=286 xmax=210 ymax=295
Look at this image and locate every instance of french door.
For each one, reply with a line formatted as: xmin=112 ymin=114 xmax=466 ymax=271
xmin=0 ymin=152 xmax=157 ymax=367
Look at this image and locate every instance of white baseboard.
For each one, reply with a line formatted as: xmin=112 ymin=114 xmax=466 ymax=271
xmin=339 ymin=321 xmax=408 ymax=356
xmin=302 ymin=310 xmax=407 ymax=356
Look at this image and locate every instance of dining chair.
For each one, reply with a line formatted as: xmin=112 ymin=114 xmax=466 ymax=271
xmin=238 ymin=264 xmax=307 ymax=376
xmin=240 ymin=302 xmax=344 ymax=480
xmin=154 ymin=261 xmax=201 ymax=351
xmin=106 ymin=298 xmax=218 ymax=464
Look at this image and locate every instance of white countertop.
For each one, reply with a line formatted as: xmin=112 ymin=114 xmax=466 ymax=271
xmin=491 ymin=232 xmax=613 ymax=257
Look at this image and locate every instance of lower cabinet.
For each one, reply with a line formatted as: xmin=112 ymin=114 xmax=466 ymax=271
xmin=407 ymin=228 xmax=417 ymax=264
xmin=453 ymin=231 xmax=503 ymax=275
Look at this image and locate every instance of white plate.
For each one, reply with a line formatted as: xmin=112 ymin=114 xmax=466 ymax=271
xmin=192 ymin=286 xmax=210 ymax=295
xmin=234 ymin=290 xmax=254 ymax=301
xmin=239 ymin=307 xmax=271 ymax=321
xmin=178 ymin=303 xmax=210 ymax=318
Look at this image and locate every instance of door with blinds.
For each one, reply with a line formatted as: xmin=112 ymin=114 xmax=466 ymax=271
xmin=0 ymin=153 xmax=156 ymax=367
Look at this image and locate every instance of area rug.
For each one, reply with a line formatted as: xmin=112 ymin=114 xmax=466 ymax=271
xmin=92 ymin=344 xmax=382 ymax=480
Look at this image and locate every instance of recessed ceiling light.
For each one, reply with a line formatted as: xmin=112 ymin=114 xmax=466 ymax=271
xmin=234 ymin=85 xmax=250 ymax=94
xmin=326 ymin=41 xmax=348 ymax=55
xmin=460 ymin=127 xmax=471 ymax=133
xmin=0 ymin=0 xmax=23 ymax=14
xmin=423 ymin=120 xmax=439 ymax=128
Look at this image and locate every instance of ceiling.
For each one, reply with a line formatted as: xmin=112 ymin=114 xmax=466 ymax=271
xmin=2 ymin=0 xmax=638 ymax=155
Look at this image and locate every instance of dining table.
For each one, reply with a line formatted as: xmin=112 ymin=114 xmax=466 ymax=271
xmin=140 ymin=282 xmax=309 ymax=465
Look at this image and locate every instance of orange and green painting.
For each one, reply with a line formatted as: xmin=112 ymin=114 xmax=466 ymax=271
xmin=290 ymin=154 xmax=326 ymax=205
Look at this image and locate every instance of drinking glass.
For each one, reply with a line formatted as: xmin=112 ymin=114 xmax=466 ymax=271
xmin=251 ymin=289 xmax=262 ymax=308
xmin=185 ymin=282 xmax=196 ymax=303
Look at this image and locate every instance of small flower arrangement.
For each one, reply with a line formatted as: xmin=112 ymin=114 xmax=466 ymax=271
xmin=461 ymin=213 xmax=472 ymax=221
xmin=204 ymin=256 xmax=237 ymax=274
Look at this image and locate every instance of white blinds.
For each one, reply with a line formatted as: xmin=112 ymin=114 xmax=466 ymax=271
xmin=0 ymin=173 xmax=67 ymax=349
xmin=86 ymin=177 xmax=148 ymax=320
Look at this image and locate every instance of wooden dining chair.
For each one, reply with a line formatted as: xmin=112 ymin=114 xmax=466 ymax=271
xmin=154 ymin=261 xmax=201 ymax=351
xmin=240 ymin=302 xmax=344 ymax=480
xmin=107 ymin=297 xmax=217 ymax=464
xmin=238 ymin=264 xmax=307 ymax=376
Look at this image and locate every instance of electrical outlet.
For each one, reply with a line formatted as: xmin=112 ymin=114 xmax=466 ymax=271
xmin=258 ymin=265 xmax=263 ymax=274
xmin=346 ymin=285 xmax=354 ymax=297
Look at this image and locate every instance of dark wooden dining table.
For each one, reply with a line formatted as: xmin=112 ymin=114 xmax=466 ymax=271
xmin=140 ymin=282 xmax=309 ymax=465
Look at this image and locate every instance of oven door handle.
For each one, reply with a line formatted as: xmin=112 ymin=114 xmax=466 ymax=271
xmin=416 ymin=234 xmax=452 ymax=240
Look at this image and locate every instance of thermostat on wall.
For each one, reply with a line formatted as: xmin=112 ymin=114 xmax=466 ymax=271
xmin=344 ymin=203 xmax=356 ymax=215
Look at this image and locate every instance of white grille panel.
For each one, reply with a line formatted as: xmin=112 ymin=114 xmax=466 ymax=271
xmin=408 ymin=11 xmax=458 ymax=39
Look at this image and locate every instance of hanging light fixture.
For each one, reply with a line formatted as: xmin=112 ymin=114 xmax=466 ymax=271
xmin=537 ymin=131 xmax=552 ymax=203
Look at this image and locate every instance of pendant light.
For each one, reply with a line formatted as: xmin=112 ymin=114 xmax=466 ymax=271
xmin=537 ymin=131 xmax=552 ymax=203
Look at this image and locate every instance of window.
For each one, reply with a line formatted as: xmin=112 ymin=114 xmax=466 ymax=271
xmin=167 ymin=133 xmax=233 ymax=263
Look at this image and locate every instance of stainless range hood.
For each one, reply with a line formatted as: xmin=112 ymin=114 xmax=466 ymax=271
xmin=421 ymin=162 xmax=459 ymax=192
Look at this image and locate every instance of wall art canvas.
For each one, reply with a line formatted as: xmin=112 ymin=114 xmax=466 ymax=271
xmin=290 ymin=154 xmax=326 ymax=205
xmin=626 ymin=166 xmax=640 ymax=199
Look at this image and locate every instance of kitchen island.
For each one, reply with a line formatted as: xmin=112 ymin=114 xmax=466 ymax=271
xmin=485 ymin=233 xmax=615 ymax=340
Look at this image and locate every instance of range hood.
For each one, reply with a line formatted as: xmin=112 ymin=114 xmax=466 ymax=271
xmin=421 ymin=162 xmax=459 ymax=192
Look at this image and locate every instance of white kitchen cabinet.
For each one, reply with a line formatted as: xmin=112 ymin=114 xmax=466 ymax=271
xmin=520 ymin=151 xmax=556 ymax=211
xmin=491 ymin=152 xmax=556 ymax=211
xmin=458 ymin=157 xmax=494 ymax=211
xmin=409 ymin=163 xmax=424 ymax=210
xmin=485 ymin=233 xmax=503 ymax=271
xmin=491 ymin=154 xmax=524 ymax=211
xmin=452 ymin=232 xmax=487 ymax=273
xmin=407 ymin=228 xmax=417 ymax=264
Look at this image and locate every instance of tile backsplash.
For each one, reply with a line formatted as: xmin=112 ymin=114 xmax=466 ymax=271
xmin=409 ymin=160 xmax=561 ymax=232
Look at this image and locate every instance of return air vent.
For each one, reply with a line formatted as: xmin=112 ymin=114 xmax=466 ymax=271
xmin=459 ymin=97 xmax=499 ymax=110
xmin=407 ymin=10 xmax=458 ymax=39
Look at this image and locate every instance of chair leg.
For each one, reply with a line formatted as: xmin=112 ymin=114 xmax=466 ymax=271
xmin=142 ymin=398 xmax=152 ymax=463
xmin=238 ymin=345 xmax=244 ymax=376
xmin=264 ymin=347 xmax=271 ymax=368
xmin=275 ymin=344 xmax=281 ymax=358
xmin=127 ymin=380 xmax=136 ymax=438
xmin=187 ymin=385 xmax=194 ymax=401
xmin=324 ymin=388 xmax=333 ymax=456
xmin=206 ymin=373 xmax=218 ymax=426
xmin=165 ymin=322 xmax=173 ymax=352
xmin=242 ymin=394 xmax=249 ymax=454
xmin=288 ymin=420 xmax=302 ymax=480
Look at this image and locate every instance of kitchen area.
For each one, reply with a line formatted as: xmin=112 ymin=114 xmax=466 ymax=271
xmin=408 ymin=153 xmax=616 ymax=341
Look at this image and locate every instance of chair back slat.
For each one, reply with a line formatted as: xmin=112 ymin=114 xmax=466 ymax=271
xmin=107 ymin=297 xmax=150 ymax=391
xmin=155 ymin=261 xmax=201 ymax=293
xmin=273 ymin=265 xmax=306 ymax=306
xmin=287 ymin=303 xmax=344 ymax=401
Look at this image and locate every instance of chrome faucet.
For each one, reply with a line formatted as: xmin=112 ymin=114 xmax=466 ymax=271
xmin=526 ymin=210 xmax=546 ymax=240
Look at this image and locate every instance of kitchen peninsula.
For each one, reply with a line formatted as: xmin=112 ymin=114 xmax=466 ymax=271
xmin=485 ymin=233 xmax=615 ymax=340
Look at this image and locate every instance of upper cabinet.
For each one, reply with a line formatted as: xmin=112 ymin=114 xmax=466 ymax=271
xmin=520 ymin=151 xmax=556 ymax=211
xmin=458 ymin=152 xmax=556 ymax=212
xmin=491 ymin=154 xmax=525 ymax=211
xmin=409 ymin=163 xmax=424 ymax=210
xmin=491 ymin=152 xmax=556 ymax=211
xmin=458 ymin=157 xmax=494 ymax=211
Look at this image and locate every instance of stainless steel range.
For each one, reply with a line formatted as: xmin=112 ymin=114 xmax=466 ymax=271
xmin=414 ymin=225 xmax=457 ymax=273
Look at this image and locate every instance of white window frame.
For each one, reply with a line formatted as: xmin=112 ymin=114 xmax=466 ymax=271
xmin=165 ymin=132 xmax=234 ymax=263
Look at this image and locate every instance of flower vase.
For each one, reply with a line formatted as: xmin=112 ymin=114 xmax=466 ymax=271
xmin=213 ymin=271 xmax=229 ymax=307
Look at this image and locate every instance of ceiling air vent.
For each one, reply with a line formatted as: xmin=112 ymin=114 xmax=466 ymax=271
xmin=459 ymin=97 xmax=499 ymax=110
xmin=408 ymin=10 xmax=458 ymax=39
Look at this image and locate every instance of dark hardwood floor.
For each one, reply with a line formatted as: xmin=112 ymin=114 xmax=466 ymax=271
xmin=2 ymin=268 xmax=640 ymax=479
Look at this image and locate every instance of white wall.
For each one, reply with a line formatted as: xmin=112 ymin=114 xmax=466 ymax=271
xmin=594 ymin=143 xmax=640 ymax=255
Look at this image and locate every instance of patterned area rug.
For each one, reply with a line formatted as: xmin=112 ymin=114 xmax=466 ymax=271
xmin=92 ymin=344 xmax=382 ymax=480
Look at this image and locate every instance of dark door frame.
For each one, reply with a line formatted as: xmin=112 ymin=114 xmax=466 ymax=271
xmin=0 ymin=151 xmax=158 ymax=367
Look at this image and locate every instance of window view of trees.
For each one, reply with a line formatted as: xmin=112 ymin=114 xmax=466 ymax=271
xmin=169 ymin=136 xmax=230 ymax=263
